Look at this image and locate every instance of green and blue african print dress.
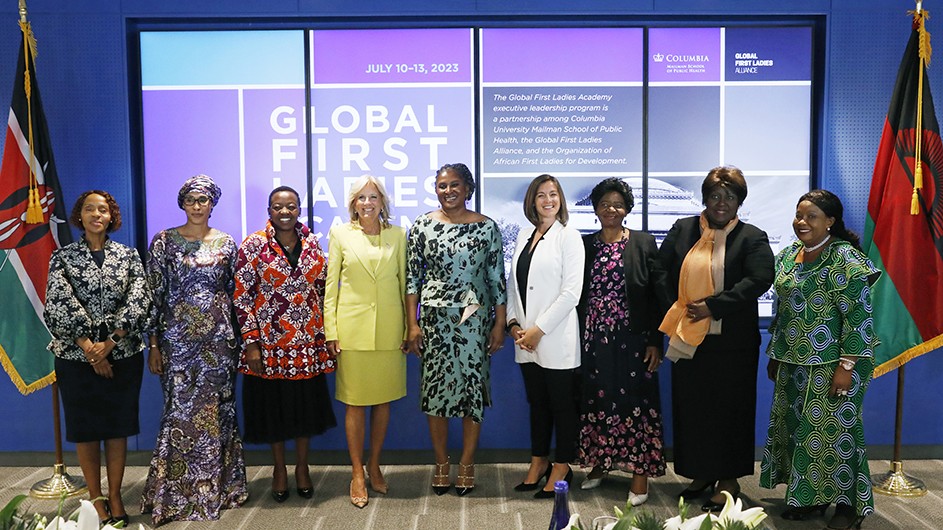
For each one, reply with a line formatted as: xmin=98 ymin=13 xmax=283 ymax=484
xmin=405 ymin=214 xmax=507 ymax=423
xmin=760 ymin=240 xmax=880 ymax=516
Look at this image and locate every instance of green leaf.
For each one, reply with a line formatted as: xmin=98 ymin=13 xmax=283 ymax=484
xmin=717 ymin=521 xmax=752 ymax=530
xmin=0 ymin=495 xmax=28 ymax=530
xmin=633 ymin=510 xmax=665 ymax=530
xmin=697 ymin=515 xmax=716 ymax=530
xmin=611 ymin=518 xmax=635 ymax=530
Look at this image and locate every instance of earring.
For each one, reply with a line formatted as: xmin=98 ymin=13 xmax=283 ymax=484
xmin=827 ymin=226 xmax=831 ymax=232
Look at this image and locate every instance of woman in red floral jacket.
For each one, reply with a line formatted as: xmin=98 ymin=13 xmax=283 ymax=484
xmin=234 ymin=186 xmax=337 ymax=502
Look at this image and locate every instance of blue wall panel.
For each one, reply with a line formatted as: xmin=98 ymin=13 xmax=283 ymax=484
xmin=0 ymin=0 xmax=940 ymax=455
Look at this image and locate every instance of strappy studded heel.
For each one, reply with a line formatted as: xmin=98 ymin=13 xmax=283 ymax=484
xmin=456 ymin=463 xmax=475 ymax=496
xmin=432 ymin=460 xmax=451 ymax=496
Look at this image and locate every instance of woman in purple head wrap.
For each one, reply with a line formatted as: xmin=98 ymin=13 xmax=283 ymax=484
xmin=141 ymin=174 xmax=248 ymax=525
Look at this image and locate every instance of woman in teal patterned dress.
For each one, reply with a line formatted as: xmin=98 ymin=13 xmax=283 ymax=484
xmin=141 ymin=176 xmax=248 ymax=526
xmin=761 ymin=190 xmax=880 ymax=530
xmin=405 ymin=163 xmax=507 ymax=497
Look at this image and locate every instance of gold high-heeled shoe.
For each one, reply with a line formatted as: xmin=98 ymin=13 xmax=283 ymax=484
xmin=368 ymin=469 xmax=388 ymax=495
xmin=432 ymin=460 xmax=451 ymax=496
xmin=456 ymin=463 xmax=475 ymax=496
xmin=349 ymin=480 xmax=368 ymax=509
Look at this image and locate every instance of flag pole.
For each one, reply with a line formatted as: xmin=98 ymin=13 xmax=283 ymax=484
xmin=29 ymin=383 xmax=87 ymax=499
xmin=871 ymin=366 xmax=927 ymax=497
xmin=871 ymin=0 xmax=931 ymax=499
xmin=12 ymin=0 xmax=86 ymax=499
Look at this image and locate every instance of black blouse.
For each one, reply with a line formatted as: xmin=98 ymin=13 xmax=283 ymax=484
xmin=515 ymin=229 xmax=544 ymax=313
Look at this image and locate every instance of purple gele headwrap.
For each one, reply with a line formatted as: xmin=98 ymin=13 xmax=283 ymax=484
xmin=177 ymin=174 xmax=222 ymax=209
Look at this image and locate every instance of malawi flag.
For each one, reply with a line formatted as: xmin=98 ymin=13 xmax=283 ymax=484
xmin=864 ymin=10 xmax=943 ymax=378
xmin=0 ymin=23 xmax=72 ymax=394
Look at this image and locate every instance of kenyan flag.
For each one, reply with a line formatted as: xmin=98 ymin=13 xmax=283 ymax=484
xmin=0 ymin=26 xmax=72 ymax=394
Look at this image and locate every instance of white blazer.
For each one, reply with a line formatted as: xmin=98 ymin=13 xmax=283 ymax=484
xmin=507 ymin=220 xmax=585 ymax=369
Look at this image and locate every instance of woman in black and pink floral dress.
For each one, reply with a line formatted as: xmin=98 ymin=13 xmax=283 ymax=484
xmin=575 ymin=178 xmax=670 ymax=507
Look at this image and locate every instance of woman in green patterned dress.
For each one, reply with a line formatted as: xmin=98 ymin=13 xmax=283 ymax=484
xmin=405 ymin=163 xmax=507 ymax=497
xmin=761 ymin=190 xmax=881 ymax=530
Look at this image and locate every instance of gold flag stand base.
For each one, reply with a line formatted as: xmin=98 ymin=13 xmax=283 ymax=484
xmin=29 ymin=463 xmax=88 ymax=499
xmin=872 ymin=461 xmax=927 ymax=497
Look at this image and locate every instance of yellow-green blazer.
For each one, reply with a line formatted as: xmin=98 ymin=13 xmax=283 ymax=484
xmin=324 ymin=222 xmax=407 ymax=351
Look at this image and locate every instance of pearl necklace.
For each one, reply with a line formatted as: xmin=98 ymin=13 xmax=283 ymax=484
xmin=803 ymin=234 xmax=831 ymax=253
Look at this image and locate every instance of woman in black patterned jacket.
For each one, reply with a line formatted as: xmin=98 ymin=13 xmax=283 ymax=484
xmin=44 ymin=190 xmax=150 ymax=526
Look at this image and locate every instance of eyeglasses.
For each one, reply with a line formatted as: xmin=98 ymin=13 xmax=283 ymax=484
xmin=183 ymin=196 xmax=211 ymax=206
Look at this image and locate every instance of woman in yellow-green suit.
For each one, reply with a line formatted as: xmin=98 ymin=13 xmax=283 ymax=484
xmin=324 ymin=175 xmax=407 ymax=509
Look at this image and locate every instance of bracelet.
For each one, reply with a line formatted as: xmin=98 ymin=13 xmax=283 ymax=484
xmin=838 ymin=358 xmax=857 ymax=371
xmin=505 ymin=321 xmax=520 ymax=334
xmin=149 ymin=344 xmax=159 ymax=349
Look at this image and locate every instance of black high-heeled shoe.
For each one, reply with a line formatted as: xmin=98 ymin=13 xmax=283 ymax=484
xmin=534 ymin=467 xmax=573 ymax=499
xmin=273 ymin=468 xmax=290 ymax=502
xmin=782 ymin=503 xmax=828 ymax=520
xmin=677 ymin=480 xmax=715 ymax=500
xmin=513 ymin=463 xmax=552 ymax=492
xmin=95 ymin=499 xmax=111 ymax=526
xmin=296 ymin=487 xmax=313 ymax=499
xmin=826 ymin=504 xmax=865 ymax=530
xmin=271 ymin=489 xmax=289 ymax=503
xmin=296 ymin=466 xmax=314 ymax=499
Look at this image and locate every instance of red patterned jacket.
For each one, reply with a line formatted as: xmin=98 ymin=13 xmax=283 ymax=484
xmin=234 ymin=221 xmax=334 ymax=379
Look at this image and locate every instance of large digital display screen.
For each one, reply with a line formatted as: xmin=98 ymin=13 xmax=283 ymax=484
xmin=139 ymin=26 xmax=813 ymax=314
xmin=307 ymin=29 xmax=474 ymax=232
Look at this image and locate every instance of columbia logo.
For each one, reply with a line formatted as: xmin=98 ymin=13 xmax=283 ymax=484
xmin=653 ymin=53 xmax=664 ymax=62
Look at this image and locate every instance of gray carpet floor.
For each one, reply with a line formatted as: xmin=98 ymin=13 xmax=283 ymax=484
xmin=0 ymin=460 xmax=939 ymax=529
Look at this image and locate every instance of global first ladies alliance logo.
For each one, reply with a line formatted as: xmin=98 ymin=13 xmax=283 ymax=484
xmin=651 ymin=51 xmax=709 ymax=74
xmin=733 ymin=52 xmax=774 ymax=74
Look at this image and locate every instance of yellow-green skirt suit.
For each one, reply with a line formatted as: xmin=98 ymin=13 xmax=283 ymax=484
xmin=324 ymin=222 xmax=407 ymax=405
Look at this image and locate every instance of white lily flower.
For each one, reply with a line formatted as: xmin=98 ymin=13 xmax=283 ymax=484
xmin=715 ymin=490 xmax=768 ymax=528
xmin=663 ymin=512 xmax=716 ymax=530
xmin=44 ymin=516 xmax=75 ymax=530
xmin=544 ymin=489 xmax=769 ymax=530
xmin=75 ymin=499 xmax=100 ymax=530
xmin=32 ymin=515 xmax=49 ymax=530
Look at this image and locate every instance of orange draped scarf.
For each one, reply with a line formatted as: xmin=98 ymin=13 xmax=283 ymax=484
xmin=660 ymin=213 xmax=738 ymax=361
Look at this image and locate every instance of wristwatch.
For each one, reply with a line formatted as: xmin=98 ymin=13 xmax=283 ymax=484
xmin=108 ymin=332 xmax=122 ymax=344
xmin=838 ymin=358 xmax=857 ymax=371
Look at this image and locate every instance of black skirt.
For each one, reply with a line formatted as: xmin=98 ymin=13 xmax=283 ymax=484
xmin=241 ymin=373 xmax=337 ymax=444
xmin=671 ymin=341 xmax=758 ymax=480
xmin=55 ymin=353 xmax=144 ymax=443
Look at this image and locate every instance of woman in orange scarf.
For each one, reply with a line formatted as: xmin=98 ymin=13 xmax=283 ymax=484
xmin=659 ymin=166 xmax=774 ymax=512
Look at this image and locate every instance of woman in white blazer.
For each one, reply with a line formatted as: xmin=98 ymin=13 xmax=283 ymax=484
xmin=506 ymin=174 xmax=585 ymax=499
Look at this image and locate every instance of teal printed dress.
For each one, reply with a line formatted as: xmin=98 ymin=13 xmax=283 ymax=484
xmin=406 ymin=214 xmax=507 ymax=423
xmin=760 ymin=240 xmax=881 ymax=516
